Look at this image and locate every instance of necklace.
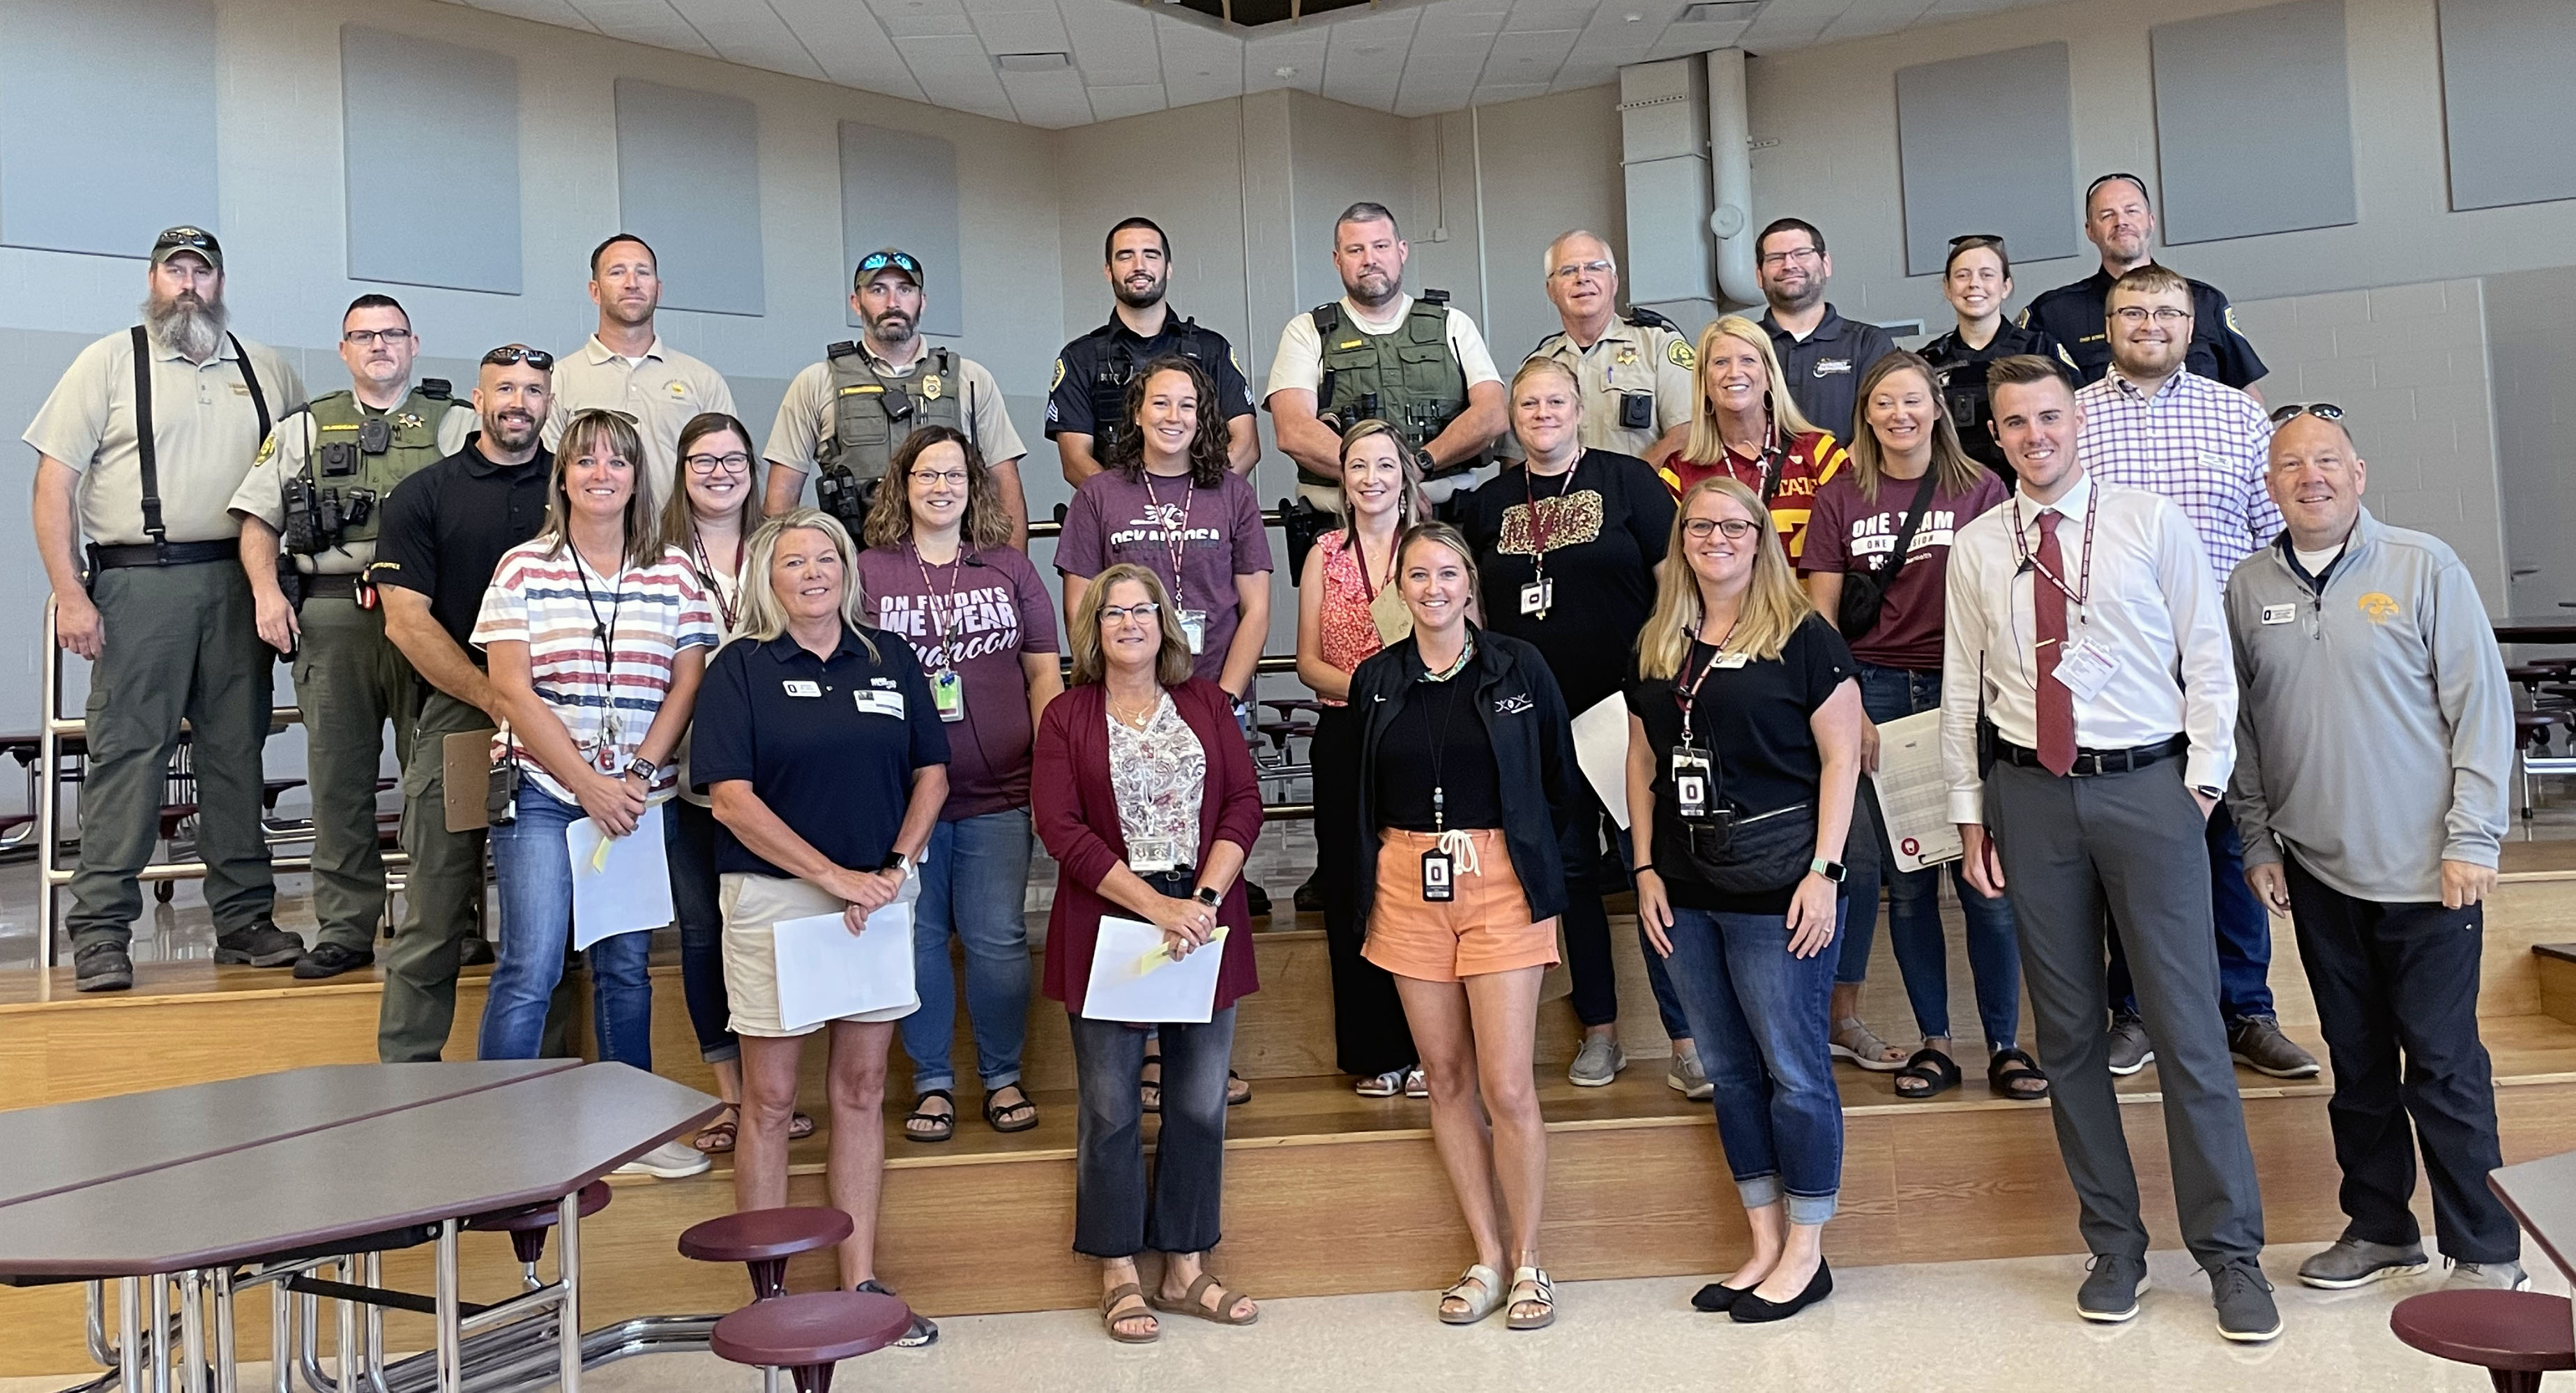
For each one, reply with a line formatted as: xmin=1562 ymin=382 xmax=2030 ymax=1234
xmin=1108 ymin=688 xmax=1161 ymax=729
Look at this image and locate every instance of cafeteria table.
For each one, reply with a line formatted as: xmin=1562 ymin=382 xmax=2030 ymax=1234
xmin=0 ymin=1062 xmax=720 ymax=1393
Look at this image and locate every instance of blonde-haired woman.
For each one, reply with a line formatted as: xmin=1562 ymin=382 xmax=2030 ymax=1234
xmin=1295 ymin=419 xmax=1425 ymax=1098
xmin=1623 ymin=476 xmax=1862 ymax=1324
xmin=692 ymin=508 xmax=950 ymax=1346
xmin=1662 ymin=316 xmax=1853 ymax=569
xmin=1033 ymin=562 xmax=1264 ymax=1343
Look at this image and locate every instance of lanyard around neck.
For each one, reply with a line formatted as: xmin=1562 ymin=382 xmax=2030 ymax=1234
xmin=1139 ymin=469 xmax=1195 ymax=608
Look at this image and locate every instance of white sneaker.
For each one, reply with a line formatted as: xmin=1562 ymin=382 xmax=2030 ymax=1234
xmin=615 ymin=1139 xmax=713 ymax=1179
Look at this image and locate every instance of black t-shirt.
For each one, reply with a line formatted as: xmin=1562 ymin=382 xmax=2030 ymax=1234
xmin=690 ymin=626 xmax=952 ymax=878
xmin=368 ymin=435 xmax=554 ymax=657
xmin=1372 ymin=672 xmax=1503 ymax=832
xmin=1457 ymin=449 xmax=1676 ymax=716
xmin=1624 ymin=614 xmax=1856 ymax=912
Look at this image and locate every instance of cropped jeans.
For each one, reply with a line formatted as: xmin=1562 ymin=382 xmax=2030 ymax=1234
xmin=481 ymin=785 xmax=655 ymax=1071
xmin=1661 ymin=905 xmax=1842 ymax=1224
xmin=1069 ymin=1007 xmax=1237 ymax=1258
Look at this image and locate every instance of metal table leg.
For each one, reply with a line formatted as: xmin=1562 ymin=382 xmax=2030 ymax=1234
xmin=271 ymin=1276 xmax=292 ymax=1393
xmin=151 ymin=1273 xmax=172 ymax=1393
xmin=120 ymin=1278 xmax=144 ymax=1393
xmin=432 ymin=1221 xmax=462 ymax=1393
xmin=214 ymin=1267 xmax=238 ymax=1393
xmin=179 ymin=1271 xmax=207 ymax=1393
xmin=556 ymin=1191 xmax=582 ymax=1393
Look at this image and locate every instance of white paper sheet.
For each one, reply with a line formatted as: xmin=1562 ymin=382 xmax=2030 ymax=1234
xmin=566 ymin=802 xmax=674 ymax=949
xmin=1570 ymin=695 xmax=1635 ymax=831
xmin=1869 ymin=709 xmax=1964 ymax=873
xmin=1081 ymin=916 xmax=1225 ymax=1023
xmin=772 ymin=898 xmax=919 ymax=1032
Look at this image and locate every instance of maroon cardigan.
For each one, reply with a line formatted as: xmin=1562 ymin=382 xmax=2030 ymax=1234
xmin=1032 ymin=677 xmax=1265 ymax=1014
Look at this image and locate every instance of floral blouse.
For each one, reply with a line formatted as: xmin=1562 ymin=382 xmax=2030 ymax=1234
xmin=1105 ymin=691 xmax=1206 ymax=863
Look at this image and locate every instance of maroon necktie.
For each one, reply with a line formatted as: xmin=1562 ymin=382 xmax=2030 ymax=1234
xmin=2033 ymin=510 xmax=2077 ymax=776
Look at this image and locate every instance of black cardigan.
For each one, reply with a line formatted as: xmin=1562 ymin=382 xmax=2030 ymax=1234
xmin=1347 ymin=626 xmax=1589 ymax=935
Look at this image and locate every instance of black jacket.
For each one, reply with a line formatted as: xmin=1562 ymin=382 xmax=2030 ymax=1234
xmin=1348 ymin=626 xmax=1589 ymax=936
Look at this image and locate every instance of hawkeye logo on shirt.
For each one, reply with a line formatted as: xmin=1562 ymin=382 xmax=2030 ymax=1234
xmin=2358 ymin=592 xmax=2400 ymax=624
xmin=1494 ymin=693 xmax=1534 ymax=716
xmin=1106 ymin=505 xmax=1222 ymax=551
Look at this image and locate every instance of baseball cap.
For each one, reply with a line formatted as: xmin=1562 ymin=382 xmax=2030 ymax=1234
xmin=856 ymin=247 xmax=924 ymax=287
xmin=151 ymin=225 xmax=224 ymax=272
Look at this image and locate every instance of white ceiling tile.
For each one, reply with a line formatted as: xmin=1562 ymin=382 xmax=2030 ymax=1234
xmin=568 ymin=0 xmax=719 ymax=52
xmin=1821 ymin=0 xmax=1933 ymax=39
xmin=1244 ymin=29 xmax=1328 ymax=91
xmin=971 ymin=10 xmax=1073 ymax=51
xmin=1065 ymin=1 xmax=1163 ymax=84
xmin=872 ymin=0 xmax=979 ymax=38
xmin=1085 ymin=82 xmax=1171 ymax=118
xmin=963 ymin=0 xmax=1062 ymax=13
xmin=1471 ymin=80 xmax=1552 ymax=102
xmin=998 ymin=65 xmax=1096 ymax=123
xmin=1501 ymin=0 xmax=1593 ymax=32
xmin=463 ymin=0 xmax=600 ymax=28
xmin=1157 ymin=16 xmax=1244 ymax=105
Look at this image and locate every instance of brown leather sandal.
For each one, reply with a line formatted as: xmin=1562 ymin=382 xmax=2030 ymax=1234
xmin=1101 ymin=1282 xmax=1159 ymax=1343
xmin=1148 ymin=1272 xmax=1259 ymax=1326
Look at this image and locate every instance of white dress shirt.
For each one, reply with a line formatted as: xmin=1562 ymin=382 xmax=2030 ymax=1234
xmin=1939 ymin=471 xmax=2238 ymax=823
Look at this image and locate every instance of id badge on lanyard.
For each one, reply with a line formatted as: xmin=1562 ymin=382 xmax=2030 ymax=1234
xmin=1420 ymin=847 xmax=1455 ymax=902
xmin=1127 ymin=836 xmax=1181 ymax=874
xmin=931 ymin=668 xmax=965 ymax=723
xmin=1671 ymin=747 xmax=1712 ymax=820
xmin=1518 ymin=577 xmax=1553 ymax=618
xmin=1180 ymin=609 xmax=1209 ymax=655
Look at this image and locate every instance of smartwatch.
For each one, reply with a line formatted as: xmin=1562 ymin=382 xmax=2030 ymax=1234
xmin=1192 ymin=885 xmax=1222 ymax=908
xmin=623 ymin=755 xmax=657 ymax=781
xmin=879 ymin=850 xmax=913 ymax=880
xmin=1810 ymin=857 xmax=1847 ymax=883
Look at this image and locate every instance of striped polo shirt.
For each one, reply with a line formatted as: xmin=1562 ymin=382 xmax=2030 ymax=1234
xmin=473 ymin=539 xmax=719 ymax=803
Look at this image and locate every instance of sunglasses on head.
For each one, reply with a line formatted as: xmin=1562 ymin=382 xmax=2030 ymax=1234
xmin=2268 ymin=402 xmax=2344 ymax=425
xmin=2086 ymin=172 xmax=2150 ymax=202
xmin=1948 ymin=233 xmax=2006 ymax=247
xmin=858 ymin=251 xmax=920 ymax=276
xmin=482 ymin=345 xmax=555 ymax=370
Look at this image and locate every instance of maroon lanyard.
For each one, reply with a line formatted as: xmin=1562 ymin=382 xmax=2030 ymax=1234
xmin=1522 ymin=455 xmax=1582 ymax=578
xmin=1139 ymin=471 xmax=1195 ymax=609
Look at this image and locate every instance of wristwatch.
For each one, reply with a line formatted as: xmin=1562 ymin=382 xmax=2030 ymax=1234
xmin=1810 ymin=857 xmax=1847 ymax=883
xmin=879 ymin=850 xmax=914 ymax=880
xmin=623 ymin=755 xmax=656 ymax=781
xmin=1192 ymin=884 xmax=1222 ymax=908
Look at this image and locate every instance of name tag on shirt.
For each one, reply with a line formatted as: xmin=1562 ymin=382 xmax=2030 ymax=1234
xmin=854 ymin=688 xmax=905 ymax=719
xmin=1518 ymin=578 xmax=1553 ymax=616
xmin=1711 ymin=652 xmax=1750 ymax=670
xmin=782 ymin=680 xmax=821 ymax=698
xmin=2050 ymin=638 xmax=2119 ymax=702
xmin=930 ymin=670 xmax=965 ymax=723
xmin=2261 ymin=603 xmax=2298 ymax=626
xmin=1179 ymin=608 xmax=1209 ymax=655
xmin=1127 ymin=837 xmax=1181 ymax=873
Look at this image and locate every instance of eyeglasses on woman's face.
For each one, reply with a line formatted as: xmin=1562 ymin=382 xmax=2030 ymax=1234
xmin=1682 ymin=517 xmax=1758 ymax=541
xmin=1100 ymin=601 xmax=1161 ymax=626
xmin=683 ymin=451 xmax=751 ymax=475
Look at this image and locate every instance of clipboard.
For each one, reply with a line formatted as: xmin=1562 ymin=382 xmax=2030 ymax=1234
xmin=442 ymin=728 xmax=500 ymax=832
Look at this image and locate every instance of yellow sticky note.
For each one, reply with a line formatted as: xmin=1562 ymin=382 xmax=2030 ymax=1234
xmin=590 ymin=834 xmax=614 ymax=874
xmin=1135 ymin=922 xmax=1227 ymax=974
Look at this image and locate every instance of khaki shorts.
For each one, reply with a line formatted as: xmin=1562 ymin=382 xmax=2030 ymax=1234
xmin=1363 ymin=829 xmax=1561 ymax=982
xmin=720 ymin=872 xmax=918 ymax=1037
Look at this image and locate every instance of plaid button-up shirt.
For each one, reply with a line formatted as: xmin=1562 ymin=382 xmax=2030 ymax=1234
xmin=2075 ymin=368 xmax=2282 ymax=587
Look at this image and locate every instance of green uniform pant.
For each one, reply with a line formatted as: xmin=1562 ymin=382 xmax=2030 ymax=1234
xmin=291 ymin=595 xmax=421 ymax=954
xmin=68 ymin=562 xmax=275 ymax=951
xmin=378 ymin=688 xmax=490 ymax=1062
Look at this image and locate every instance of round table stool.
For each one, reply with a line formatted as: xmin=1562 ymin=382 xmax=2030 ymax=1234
xmin=2389 ymin=1288 xmax=2576 ymax=1392
xmin=679 ymin=1207 xmax=854 ymax=1300
xmin=463 ymin=1180 xmax=611 ymax=1286
xmin=711 ymin=1289 xmax=911 ymax=1393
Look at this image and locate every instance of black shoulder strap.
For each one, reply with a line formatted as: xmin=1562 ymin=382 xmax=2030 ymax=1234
xmin=232 ymin=335 xmax=271 ymax=445
xmin=1310 ymin=302 xmax=1342 ymax=337
xmin=1879 ymin=469 xmax=1940 ymax=576
xmin=1623 ymin=304 xmax=1679 ymax=332
xmin=129 ymin=326 xmax=161 ymax=543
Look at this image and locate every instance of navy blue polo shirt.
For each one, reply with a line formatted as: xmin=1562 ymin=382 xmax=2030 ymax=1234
xmin=1759 ymin=305 xmax=1897 ymax=441
xmin=691 ymin=624 xmax=950 ymax=878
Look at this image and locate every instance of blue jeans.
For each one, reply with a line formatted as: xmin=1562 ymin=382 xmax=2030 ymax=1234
xmin=667 ymin=797 xmax=738 ymax=1064
xmin=1661 ymin=906 xmax=1842 ymax=1224
xmin=897 ymin=807 xmax=1036 ymax=1094
xmin=1069 ymin=1007 xmax=1237 ymax=1258
xmin=480 ymin=785 xmax=656 ymax=1071
xmin=2108 ymin=801 xmax=2277 ymax=1024
xmin=1840 ymin=663 xmax=2023 ymax=1048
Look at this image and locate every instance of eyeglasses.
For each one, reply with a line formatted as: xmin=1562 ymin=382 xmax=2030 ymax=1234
xmin=2110 ymin=306 xmax=2192 ymax=326
xmin=684 ymin=451 xmax=752 ymax=475
xmin=1550 ymin=259 xmax=1614 ymax=281
xmin=342 ymin=328 xmax=414 ymax=347
xmin=2268 ymin=402 xmax=2345 ymax=425
xmin=1757 ymin=246 xmax=1821 ymax=270
xmin=858 ymin=250 xmax=921 ymax=276
xmin=482 ymin=345 xmax=555 ymax=370
xmin=910 ymin=468 xmax=969 ymax=487
xmin=1099 ymin=601 xmax=1161 ymax=625
xmin=1682 ymin=518 xmax=1759 ymax=541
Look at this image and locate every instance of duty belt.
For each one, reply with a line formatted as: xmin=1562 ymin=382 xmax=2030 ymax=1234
xmin=1995 ymin=734 xmax=2188 ymax=776
xmin=87 ymin=541 xmax=233 ymax=569
xmin=304 ymin=573 xmax=370 ymax=599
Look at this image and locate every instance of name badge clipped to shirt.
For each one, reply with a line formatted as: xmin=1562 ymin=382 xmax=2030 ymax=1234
xmin=1711 ymin=652 xmax=1750 ymax=670
xmin=2050 ymin=637 xmax=2119 ymax=702
xmin=1420 ymin=847 xmax=1455 ymax=903
xmin=1518 ymin=577 xmax=1554 ymax=617
xmin=1127 ymin=836 xmax=1181 ymax=874
xmin=1180 ymin=608 xmax=1209 ymax=656
xmin=854 ymin=686 xmax=905 ymax=719
xmin=930 ymin=669 xmax=965 ymax=723
xmin=2261 ymin=603 xmax=2298 ymax=626
xmin=1671 ymin=748 xmax=1712 ymax=820
xmin=782 ymin=680 xmax=821 ymax=698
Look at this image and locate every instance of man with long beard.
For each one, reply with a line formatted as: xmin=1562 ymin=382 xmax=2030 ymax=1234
xmin=25 ymin=226 xmax=307 ymax=992
xmin=1048 ymin=217 xmax=1259 ymax=487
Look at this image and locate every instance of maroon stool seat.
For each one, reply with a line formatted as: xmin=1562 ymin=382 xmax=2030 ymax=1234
xmin=711 ymin=1290 xmax=911 ymax=1393
xmin=679 ymin=1207 xmax=853 ymax=1300
xmin=464 ymin=1180 xmax=610 ymax=1279
xmin=2389 ymin=1289 xmax=2576 ymax=1392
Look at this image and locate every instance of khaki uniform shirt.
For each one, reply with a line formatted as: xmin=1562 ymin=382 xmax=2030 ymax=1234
xmin=544 ymin=333 xmax=736 ymax=502
xmin=762 ymin=341 xmax=1025 ymax=480
xmin=1527 ymin=318 xmax=1698 ymax=459
xmin=229 ymin=396 xmax=477 ymax=573
xmin=24 ymin=329 xmax=307 ymax=546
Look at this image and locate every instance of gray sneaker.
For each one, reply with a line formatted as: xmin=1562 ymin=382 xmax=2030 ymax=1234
xmin=2077 ymin=1253 xmax=2149 ymax=1322
xmin=854 ymin=1279 xmax=939 ymax=1347
xmin=214 ymin=919 xmax=305 ymax=968
xmin=2444 ymin=1259 xmax=2531 ymax=1291
xmin=1568 ymin=1034 xmax=1627 ymax=1087
xmin=614 ymin=1140 xmax=713 ymax=1179
xmin=1667 ymin=1048 xmax=1713 ymax=1101
xmin=2296 ymin=1237 xmax=2427 ymax=1289
xmin=2228 ymin=1016 xmax=2321 ymax=1078
xmin=2106 ymin=1016 xmax=2155 ymax=1076
xmin=2211 ymin=1261 xmax=2282 ymax=1343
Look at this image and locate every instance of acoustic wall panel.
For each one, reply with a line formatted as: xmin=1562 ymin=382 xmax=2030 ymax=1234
xmin=342 ymin=27 xmax=521 ymax=294
xmin=838 ymin=123 xmax=962 ymax=339
xmin=2149 ymin=0 xmax=2357 ymax=245
xmin=0 ymin=0 xmax=218 ymax=258
xmin=1893 ymin=44 xmax=2078 ymax=278
xmin=612 ymin=79 xmax=764 ymax=317
xmin=2437 ymin=0 xmax=2576 ymax=211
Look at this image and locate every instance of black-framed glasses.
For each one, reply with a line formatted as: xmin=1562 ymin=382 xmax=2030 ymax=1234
xmin=909 ymin=467 xmax=970 ymax=487
xmin=1682 ymin=517 xmax=1758 ymax=541
xmin=684 ymin=451 xmax=752 ymax=475
xmin=1757 ymin=246 xmax=1821 ymax=270
xmin=1099 ymin=601 xmax=1161 ymax=625
xmin=2110 ymin=306 xmax=2192 ymax=326
xmin=858 ymin=250 xmax=920 ymax=276
xmin=2268 ymin=402 xmax=2345 ymax=425
xmin=342 ymin=328 xmax=414 ymax=347
xmin=482 ymin=345 xmax=555 ymax=370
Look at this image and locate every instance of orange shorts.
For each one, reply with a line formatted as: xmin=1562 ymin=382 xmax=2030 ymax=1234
xmin=1363 ymin=828 xmax=1560 ymax=982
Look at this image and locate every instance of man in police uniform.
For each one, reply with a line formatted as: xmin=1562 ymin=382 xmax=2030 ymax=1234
xmin=1526 ymin=229 xmax=1696 ymax=462
xmin=26 ymin=226 xmax=308 ymax=991
xmin=1051 ymin=217 xmax=1259 ymax=486
xmin=2022 ymin=174 xmax=2268 ymax=397
xmin=231 ymin=294 xmax=476 ymax=980
xmin=1755 ymin=218 xmax=1895 ymax=439
xmin=545 ymin=233 xmax=736 ymax=497
xmin=762 ymin=248 xmax=1029 ymax=545
xmin=370 ymin=347 xmax=555 ymax=1061
xmin=1266 ymin=202 xmax=1507 ymax=509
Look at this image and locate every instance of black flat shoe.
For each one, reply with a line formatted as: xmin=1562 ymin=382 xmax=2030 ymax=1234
xmin=1729 ymin=1259 xmax=1833 ymax=1323
xmin=1691 ymin=1281 xmax=1755 ymax=1312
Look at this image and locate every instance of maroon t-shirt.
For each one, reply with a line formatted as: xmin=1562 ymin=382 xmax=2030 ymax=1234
xmin=854 ymin=542 xmax=1061 ymax=820
xmin=1055 ymin=468 xmax=1274 ymax=686
xmin=1803 ymin=467 xmax=2009 ymax=670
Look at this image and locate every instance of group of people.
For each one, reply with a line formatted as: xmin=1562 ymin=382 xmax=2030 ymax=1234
xmin=20 ymin=174 xmax=2526 ymax=1348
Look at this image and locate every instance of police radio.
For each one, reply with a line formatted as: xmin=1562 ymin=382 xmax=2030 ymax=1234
xmin=815 ymin=466 xmax=875 ymax=534
xmin=282 ymin=474 xmax=328 ymax=554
